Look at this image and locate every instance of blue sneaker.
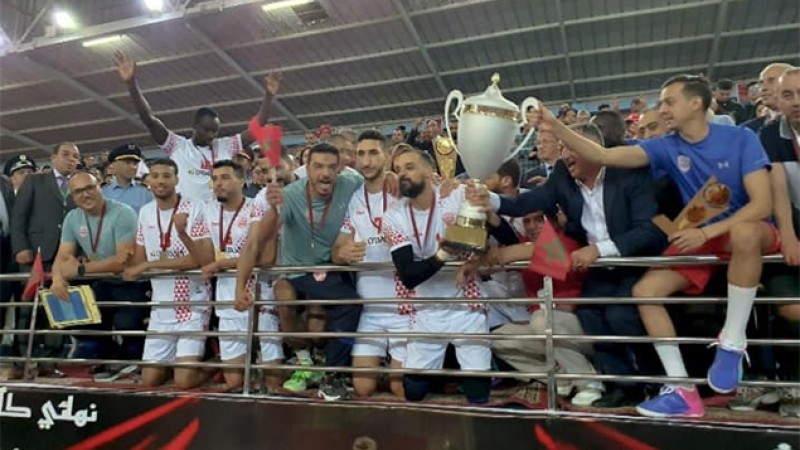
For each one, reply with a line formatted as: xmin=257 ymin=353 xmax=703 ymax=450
xmin=708 ymin=342 xmax=747 ymax=394
xmin=636 ymin=386 xmax=705 ymax=418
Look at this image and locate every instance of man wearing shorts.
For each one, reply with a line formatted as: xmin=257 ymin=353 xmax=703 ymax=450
xmin=241 ymin=143 xmax=364 ymax=400
xmin=332 ymin=132 xmax=406 ymax=398
xmin=527 ymin=75 xmax=777 ymax=418
xmin=383 ymin=146 xmax=491 ymax=404
xmin=124 ymin=159 xmax=215 ymax=389
xmin=200 ymin=160 xmax=283 ymax=390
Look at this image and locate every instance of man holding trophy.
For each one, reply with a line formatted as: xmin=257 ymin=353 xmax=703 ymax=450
xmin=525 ymin=75 xmax=779 ymax=419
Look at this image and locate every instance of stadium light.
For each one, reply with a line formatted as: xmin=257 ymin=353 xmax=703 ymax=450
xmin=262 ymin=0 xmax=314 ymax=13
xmin=53 ymin=10 xmax=77 ymax=29
xmin=144 ymin=0 xmax=165 ymax=12
xmin=82 ymin=34 xmax=124 ymax=47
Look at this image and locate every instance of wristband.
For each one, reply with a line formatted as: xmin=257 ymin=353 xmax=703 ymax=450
xmin=435 ymin=248 xmax=452 ymax=263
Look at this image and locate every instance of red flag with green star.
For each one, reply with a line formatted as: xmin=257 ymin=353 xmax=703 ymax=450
xmin=529 ymin=218 xmax=576 ymax=281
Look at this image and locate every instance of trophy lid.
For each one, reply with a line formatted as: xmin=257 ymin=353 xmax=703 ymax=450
xmin=463 ymin=73 xmax=520 ymax=114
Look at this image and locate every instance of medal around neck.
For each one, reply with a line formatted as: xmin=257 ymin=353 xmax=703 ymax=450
xmin=440 ymin=73 xmax=540 ymax=255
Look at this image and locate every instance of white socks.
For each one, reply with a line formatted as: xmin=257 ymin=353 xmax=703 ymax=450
xmin=654 ymin=342 xmax=691 ymax=388
xmin=720 ymin=283 xmax=757 ymax=350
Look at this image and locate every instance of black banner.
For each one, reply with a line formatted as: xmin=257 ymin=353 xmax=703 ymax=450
xmin=0 ymin=385 xmax=797 ymax=450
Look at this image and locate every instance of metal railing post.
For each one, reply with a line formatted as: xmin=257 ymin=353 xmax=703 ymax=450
xmin=543 ymin=276 xmax=556 ymax=413
xmin=22 ymin=292 xmax=41 ymax=379
xmin=242 ymin=276 xmax=256 ymax=396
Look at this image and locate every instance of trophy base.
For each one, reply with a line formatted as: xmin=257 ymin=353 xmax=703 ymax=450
xmin=440 ymin=224 xmax=488 ymax=255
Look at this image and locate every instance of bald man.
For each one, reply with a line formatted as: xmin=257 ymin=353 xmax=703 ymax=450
xmin=743 ymin=62 xmax=794 ymax=133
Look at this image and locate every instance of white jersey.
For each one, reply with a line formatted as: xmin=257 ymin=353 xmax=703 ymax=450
xmin=136 ymin=197 xmax=211 ymax=323
xmin=205 ymin=198 xmax=261 ymax=318
xmin=339 ymin=186 xmax=400 ymax=312
xmin=247 ymin=189 xmax=276 ymax=305
xmin=161 ymin=131 xmax=242 ymax=203
xmin=382 ymin=185 xmax=485 ymax=312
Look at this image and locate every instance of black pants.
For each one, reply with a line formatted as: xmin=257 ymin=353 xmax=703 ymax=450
xmin=288 ymin=272 xmax=362 ymax=367
xmin=73 ymin=280 xmax=150 ymax=360
xmin=576 ymin=269 xmax=663 ymax=389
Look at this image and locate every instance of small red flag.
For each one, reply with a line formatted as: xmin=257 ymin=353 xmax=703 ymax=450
xmin=528 ymin=219 xmax=577 ymax=281
xmin=22 ymin=249 xmax=46 ymax=300
xmin=248 ymin=116 xmax=282 ymax=167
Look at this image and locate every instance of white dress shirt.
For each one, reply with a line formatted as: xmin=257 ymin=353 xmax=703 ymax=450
xmin=575 ymin=168 xmax=620 ymax=257
xmin=488 ymin=169 xmax=621 ymax=257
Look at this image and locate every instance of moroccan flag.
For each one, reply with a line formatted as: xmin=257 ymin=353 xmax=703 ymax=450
xmin=22 ymin=249 xmax=46 ymax=300
xmin=529 ymin=219 xmax=577 ymax=281
xmin=248 ymin=116 xmax=282 ymax=167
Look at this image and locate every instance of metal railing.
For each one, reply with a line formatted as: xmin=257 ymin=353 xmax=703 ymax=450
xmin=0 ymin=255 xmax=797 ymax=415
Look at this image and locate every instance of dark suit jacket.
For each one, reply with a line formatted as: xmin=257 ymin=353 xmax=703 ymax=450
xmin=0 ymin=175 xmax=14 ymax=274
xmin=497 ymin=161 xmax=667 ymax=257
xmin=743 ymin=115 xmax=768 ymax=134
xmin=760 ymin=119 xmax=800 ymax=237
xmin=11 ymin=172 xmax=76 ymax=263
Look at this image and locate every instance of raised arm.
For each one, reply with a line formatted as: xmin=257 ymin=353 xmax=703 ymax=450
xmin=240 ymin=72 xmax=282 ymax=148
xmin=532 ymin=105 xmax=650 ymax=168
xmin=114 ymin=51 xmax=169 ymax=145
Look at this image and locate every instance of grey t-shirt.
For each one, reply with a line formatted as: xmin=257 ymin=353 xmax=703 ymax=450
xmin=279 ymin=171 xmax=363 ymax=266
xmin=61 ymin=198 xmax=137 ymax=260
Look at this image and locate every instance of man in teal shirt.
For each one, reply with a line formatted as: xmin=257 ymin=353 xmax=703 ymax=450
xmin=52 ymin=172 xmax=146 ymax=368
xmin=237 ymin=143 xmax=365 ymax=400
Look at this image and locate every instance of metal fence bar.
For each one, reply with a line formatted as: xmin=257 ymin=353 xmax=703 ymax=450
xmin=22 ymin=294 xmax=40 ymax=380
xmin=2 ymin=296 xmax=797 ymax=308
xmin=543 ymin=276 xmax=557 ymax=413
xmin=0 ymin=254 xmax=789 ymax=282
xmin=1 ymin=328 xmax=797 ymax=346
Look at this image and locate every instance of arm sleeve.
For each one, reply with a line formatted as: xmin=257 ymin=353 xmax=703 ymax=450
xmin=488 ymin=217 xmax=522 ymax=246
xmin=10 ymin=175 xmax=34 ymax=255
xmin=189 ymin=203 xmax=210 ymax=240
xmin=611 ymin=169 xmax=669 ymax=256
xmin=160 ymin=131 xmax=183 ymax=156
xmin=740 ymin=128 xmax=771 ymax=175
xmin=390 ymin=245 xmax=444 ymax=290
xmin=639 ymin=137 xmax=669 ymax=178
xmin=60 ymin=212 xmax=77 ymax=244
xmin=117 ymin=206 xmax=138 ymax=243
xmin=495 ymin=180 xmax=557 ymax=218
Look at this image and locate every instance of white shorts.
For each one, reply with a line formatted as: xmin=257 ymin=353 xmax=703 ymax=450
xmin=142 ymin=316 xmax=207 ymax=363
xmin=217 ymin=310 xmax=284 ymax=362
xmin=404 ymin=308 xmax=491 ymax=371
xmin=351 ymin=310 xmax=410 ymax=363
xmin=258 ymin=309 xmax=284 ymax=362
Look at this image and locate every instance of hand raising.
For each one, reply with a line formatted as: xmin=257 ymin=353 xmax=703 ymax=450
xmin=265 ymin=72 xmax=283 ymax=97
xmin=113 ymin=51 xmax=136 ymax=83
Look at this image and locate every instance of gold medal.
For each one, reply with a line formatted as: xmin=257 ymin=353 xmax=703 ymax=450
xmin=159 ymin=251 xmax=168 ymax=261
xmin=215 ymin=250 xmax=227 ymax=262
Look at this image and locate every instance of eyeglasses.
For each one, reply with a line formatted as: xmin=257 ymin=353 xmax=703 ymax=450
xmin=71 ymin=184 xmax=98 ymax=196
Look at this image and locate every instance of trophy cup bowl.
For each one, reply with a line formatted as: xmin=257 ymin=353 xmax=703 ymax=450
xmin=439 ymin=73 xmax=540 ymax=255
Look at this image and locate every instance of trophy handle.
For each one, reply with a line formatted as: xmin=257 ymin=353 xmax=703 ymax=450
xmin=505 ymin=97 xmax=541 ymax=162
xmin=445 ymin=90 xmax=463 ymax=145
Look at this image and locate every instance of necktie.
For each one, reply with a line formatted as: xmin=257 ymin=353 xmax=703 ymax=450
xmin=58 ymin=176 xmax=68 ymax=196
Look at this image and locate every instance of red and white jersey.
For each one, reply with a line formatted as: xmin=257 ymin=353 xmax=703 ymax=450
xmin=161 ymin=131 xmax=243 ymax=203
xmin=382 ymin=185 xmax=485 ymax=311
xmin=206 ymin=198 xmax=261 ymax=318
xmin=340 ymin=186 xmax=401 ymax=312
xmin=246 ymin=192 xmax=276 ymax=311
xmin=136 ymin=197 xmax=211 ymax=323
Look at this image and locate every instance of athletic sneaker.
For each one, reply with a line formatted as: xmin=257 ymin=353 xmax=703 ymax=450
xmin=94 ymin=364 xmax=139 ymax=383
xmin=635 ymin=386 xmax=705 ymax=418
xmin=727 ymin=386 xmax=781 ymax=412
xmin=318 ymin=375 xmax=350 ymax=401
xmin=283 ymin=351 xmax=323 ymax=392
xmin=707 ymin=341 xmax=748 ymax=394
